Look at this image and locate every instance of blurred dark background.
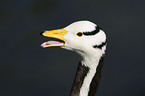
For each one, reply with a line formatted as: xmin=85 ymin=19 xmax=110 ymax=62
xmin=0 ymin=0 xmax=145 ymax=96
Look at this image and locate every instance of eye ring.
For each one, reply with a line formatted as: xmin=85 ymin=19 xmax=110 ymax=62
xmin=76 ymin=32 xmax=83 ymax=37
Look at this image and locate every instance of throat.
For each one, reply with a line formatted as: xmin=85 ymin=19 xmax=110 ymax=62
xmin=70 ymin=55 xmax=105 ymax=96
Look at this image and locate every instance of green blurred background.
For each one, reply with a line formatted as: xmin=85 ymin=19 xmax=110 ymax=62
xmin=0 ymin=0 xmax=145 ymax=96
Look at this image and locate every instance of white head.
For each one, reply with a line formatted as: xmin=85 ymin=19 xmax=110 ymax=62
xmin=41 ymin=20 xmax=107 ymax=60
xmin=63 ymin=21 xmax=106 ymax=53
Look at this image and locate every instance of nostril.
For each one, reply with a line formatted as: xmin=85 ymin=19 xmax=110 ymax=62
xmin=54 ymin=32 xmax=58 ymax=34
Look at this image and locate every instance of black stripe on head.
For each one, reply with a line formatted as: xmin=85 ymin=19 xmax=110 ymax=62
xmin=70 ymin=62 xmax=89 ymax=96
xmin=83 ymin=26 xmax=103 ymax=36
xmin=93 ymin=39 xmax=107 ymax=49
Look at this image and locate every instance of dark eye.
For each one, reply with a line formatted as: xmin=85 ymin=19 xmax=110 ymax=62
xmin=76 ymin=32 xmax=83 ymax=37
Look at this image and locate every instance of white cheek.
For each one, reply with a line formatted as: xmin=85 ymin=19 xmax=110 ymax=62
xmin=64 ymin=34 xmax=83 ymax=49
xmin=63 ymin=34 xmax=74 ymax=47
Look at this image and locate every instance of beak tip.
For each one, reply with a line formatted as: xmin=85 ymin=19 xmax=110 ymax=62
xmin=40 ymin=31 xmax=44 ymax=36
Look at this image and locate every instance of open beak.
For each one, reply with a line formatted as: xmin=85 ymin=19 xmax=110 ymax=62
xmin=41 ymin=29 xmax=68 ymax=48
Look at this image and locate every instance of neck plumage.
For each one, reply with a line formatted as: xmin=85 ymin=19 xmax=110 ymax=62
xmin=70 ymin=54 xmax=105 ymax=96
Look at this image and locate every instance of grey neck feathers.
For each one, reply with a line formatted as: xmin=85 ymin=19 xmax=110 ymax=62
xmin=70 ymin=54 xmax=105 ymax=96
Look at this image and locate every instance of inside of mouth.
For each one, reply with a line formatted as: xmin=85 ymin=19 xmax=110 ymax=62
xmin=41 ymin=38 xmax=65 ymax=47
xmin=45 ymin=40 xmax=64 ymax=45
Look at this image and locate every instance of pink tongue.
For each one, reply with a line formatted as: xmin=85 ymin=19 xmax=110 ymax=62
xmin=46 ymin=41 xmax=61 ymax=45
